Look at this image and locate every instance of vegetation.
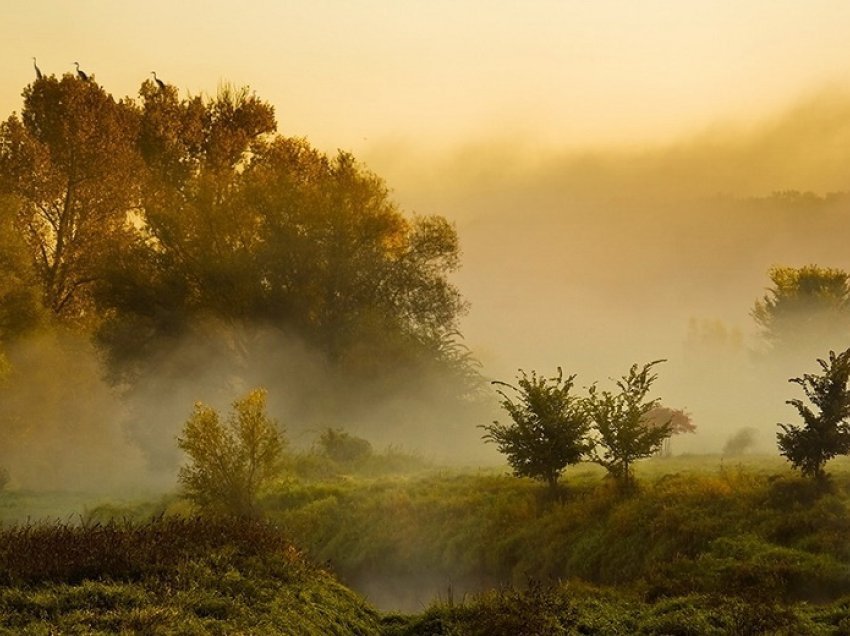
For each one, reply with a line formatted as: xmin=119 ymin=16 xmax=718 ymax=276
xmin=482 ymin=368 xmax=591 ymax=493
xmin=723 ymin=427 xmax=757 ymax=457
xmin=586 ymin=360 xmax=673 ymax=491
xmin=386 ymin=582 xmax=850 ymax=635
xmin=0 ymin=516 xmax=380 ymax=634
xmin=644 ymin=405 xmax=696 ymax=456
xmin=753 ymin=265 xmax=850 ymax=356
xmin=177 ymin=388 xmax=285 ymax=516
xmin=10 ymin=457 xmax=850 ymax=632
xmin=317 ymin=428 xmax=374 ymax=465
xmin=0 ymin=73 xmax=476 ymax=470
xmin=0 ymin=74 xmax=467 ymax=373
xmin=8 ymin=63 xmax=850 ymax=636
xmin=778 ymin=348 xmax=850 ymax=481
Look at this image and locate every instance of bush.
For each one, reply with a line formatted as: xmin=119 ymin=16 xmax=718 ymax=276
xmin=177 ymin=388 xmax=285 ymax=516
xmin=586 ymin=360 xmax=672 ymax=491
xmin=317 ymin=428 xmax=373 ymax=464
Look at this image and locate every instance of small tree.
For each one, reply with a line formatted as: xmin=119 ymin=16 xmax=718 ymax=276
xmin=644 ymin=405 xmax=695 ymax=456
xmin=586 ymin=360 xmax=672 ymax=491
xmin=481 ymin=368 xmax=591 ymax=494
xmin=777 ymin=348 xmax=850 ymax=481
xmin=177 ymin=388 xmax=285 ymax=516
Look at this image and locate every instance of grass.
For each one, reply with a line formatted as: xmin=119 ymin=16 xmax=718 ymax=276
xmin=7 ymin=454 xmax=850 ymax=633
xmin=258 ymin=454 xmax=850 ymax=609
xmin=0 ymin=516 xmax=380 ymax=634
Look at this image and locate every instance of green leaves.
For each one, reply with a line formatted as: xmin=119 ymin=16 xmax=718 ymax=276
xmin=753 ymin=265 xmax=850 ymax=355
xmin=483 ymin=368 xmax=592 ymax=492
xmin=177 ymin=388 xmax=285 ymax=516
xmin=484 ymin=361 xmax=676 ymax=493
xmin=586 ymin=360 xmax=671 ymax=490
xmin=777 ymin=348 xmax=850 ymax=480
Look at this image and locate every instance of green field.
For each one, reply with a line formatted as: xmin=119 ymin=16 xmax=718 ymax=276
xmin=5 ymin=454 xmax=850 ymax=634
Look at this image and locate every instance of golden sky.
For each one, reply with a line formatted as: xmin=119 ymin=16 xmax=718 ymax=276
xmin=3 ymin=1 xmax=850 ymax=156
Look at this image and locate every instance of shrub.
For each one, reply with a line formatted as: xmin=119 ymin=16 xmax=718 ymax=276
xmin=177 ymin=388 xmax=285 ymax=516
xmin=317 ymin=428 xmax=373 ymax=464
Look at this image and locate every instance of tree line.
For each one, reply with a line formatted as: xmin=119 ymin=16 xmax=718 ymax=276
xmin=481 ymin=360 xmax=691 ymax=494
xmin=486 ymin=346 xmax=850 ymax=496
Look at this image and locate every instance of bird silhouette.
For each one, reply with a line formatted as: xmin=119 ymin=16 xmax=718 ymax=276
xmin=73 ymin=61 xmax=89 ymax=81
xmin=32 ymin=57 xmax=43 ymax=80
xmin=151 ymin=71 xmax=166 ymax=91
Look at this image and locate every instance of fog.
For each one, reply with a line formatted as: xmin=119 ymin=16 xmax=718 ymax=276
xmin=4 ymin=88 xmax=850 ymax=494
xmin=0 ymin=320 xmax=493 ymax=493
xmin=365 ymin=87 xmax=850 ymax=454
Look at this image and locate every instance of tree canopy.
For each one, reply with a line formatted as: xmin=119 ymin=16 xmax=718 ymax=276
xmin=482 ymin=368 xmax=592 ymax=493
xmin=752 ymin=265 xmax=850 ymax=357
xmin=0 ymin=73 xmax=468 ymax=385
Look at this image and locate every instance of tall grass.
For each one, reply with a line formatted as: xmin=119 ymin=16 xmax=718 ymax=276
xmin=264 ymin=455 xmax=850 ymax=607
xmin=0 ymin=516 xmax=381 ymax=634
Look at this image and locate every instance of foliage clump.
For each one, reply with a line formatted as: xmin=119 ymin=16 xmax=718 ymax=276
xmin=777 ymin=348 xmax=850 ymax=481
xmin=178 ymin=388 xmax=285 ymax=516
xmin=586 ymin=360 xmax=672 ymax=491
xmin=752 ymin=265 xmax=850 ymax=355
xmin=317 ymin=428 xmax=374 ymax=464
xmin=482 ymin=368 xmax=591 ymax=493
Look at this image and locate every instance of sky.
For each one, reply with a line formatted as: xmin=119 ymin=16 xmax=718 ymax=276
xmin=5 ymin=1 xmax=850 ymax=458
xmin=3 ymin=1 xmax=850 ymax=155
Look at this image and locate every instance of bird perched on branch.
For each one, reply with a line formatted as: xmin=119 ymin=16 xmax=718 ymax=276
xmin=32 ymin=57 xmax=43 ymax=80
xmin=151 ymin=71 xmax=166 ymax=91
xmin=73 ymin=61 xmax=89 ymax=81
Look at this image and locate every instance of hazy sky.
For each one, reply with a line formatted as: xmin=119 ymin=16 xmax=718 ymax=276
xmin=3 ymin=1 xmax=850 ymax=156
xmin=5 ymin=2 xmax=850 ymax=457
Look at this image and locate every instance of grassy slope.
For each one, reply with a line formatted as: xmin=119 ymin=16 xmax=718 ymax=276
xmin=265 ymin=456 xmax=850 ymax=600
xmin=0 ymin=516 xmax=380 ymax=635
xmin=7 ymin=455 xmax=850 ymax=634
xmin=256 ymin=454 xmax=850 ymax=635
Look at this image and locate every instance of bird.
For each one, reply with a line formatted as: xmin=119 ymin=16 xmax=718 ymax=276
xmin=73 ymin=61 xmax=89 ymax=81
xmin=151 ymin=71 xmax=166 ymax=91
xmin=32 ymin=57 xmax=43 ymax=80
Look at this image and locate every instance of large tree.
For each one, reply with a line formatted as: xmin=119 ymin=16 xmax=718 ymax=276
xmin=96 ymin=81 xmax=466 ymax=383
xmin=0 ymin=194 xmax=44 ymax=340
xmin=0 ymin=74 xmax=142 ymax=326
xmin=0 ymin=73 xmax=473 ymax=465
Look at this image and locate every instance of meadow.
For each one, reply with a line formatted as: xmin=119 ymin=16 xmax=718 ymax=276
xmin=6 ymin=453 xmax=850 ymax=633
